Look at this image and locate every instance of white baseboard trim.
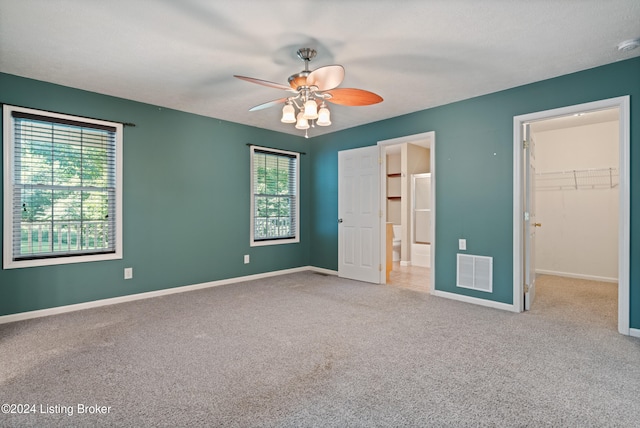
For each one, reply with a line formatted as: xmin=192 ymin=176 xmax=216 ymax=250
xmin=630 ymin=329 xmax=640 ymax=339
xmin=536 ymin=269 xmax=618 ymax=283
xmin=432 ymin=290 xmax=519 ymax=313
xmin=308 ymin=266 xmax=338 ymax=276
xmin=400 ymin=261 xmax=411 ymax=267
xmin=0 ymin=266 xmax=335 ymax=325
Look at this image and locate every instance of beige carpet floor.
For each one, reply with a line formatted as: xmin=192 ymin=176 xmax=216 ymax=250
xmin=529 ymin=274 xmax=618 ymax=331
xmin=1 ymin=272 xmax=638 ymax=427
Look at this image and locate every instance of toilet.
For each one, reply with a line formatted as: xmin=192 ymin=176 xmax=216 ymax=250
xmin=392 ymin=225 xmax=402 ymax=261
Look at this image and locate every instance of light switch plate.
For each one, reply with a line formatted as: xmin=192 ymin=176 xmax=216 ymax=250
xmin=459 ymin=239 xmax=467 ymax=251
xmin=244 ymin=255 xmax=250 ymax=264
xmin=124 ymin=267 xmax=133 ymax=279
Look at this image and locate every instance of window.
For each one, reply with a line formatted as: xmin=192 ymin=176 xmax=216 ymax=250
xmin=3 ymin=105 xmax=123 ymax=268
xmin=250 ymin=146 xmax=299 ymax=246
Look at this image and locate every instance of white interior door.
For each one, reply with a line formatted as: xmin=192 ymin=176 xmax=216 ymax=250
xmin=524 ymin=123 xmax=538 ymax=310
xmin=338 ymin=146 xmax=381 ymax=283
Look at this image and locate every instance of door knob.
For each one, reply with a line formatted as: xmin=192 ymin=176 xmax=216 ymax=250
xmin=337 ymin=218 xmax=343 ymax=223
xmin=533 ymin=222 xmax=542 ymax=227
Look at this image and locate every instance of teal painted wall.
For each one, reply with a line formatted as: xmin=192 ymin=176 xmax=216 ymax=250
xmin=0 ymin=73 xmax=310 ymax=316
xmin=1 ymin=58 xmax=638 ymax=330
xmin=309 ymin=58 xmax=639 ymax=320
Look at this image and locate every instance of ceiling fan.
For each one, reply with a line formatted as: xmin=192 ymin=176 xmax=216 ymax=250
xmin=234 ymin=48 xmax=383 ymax=135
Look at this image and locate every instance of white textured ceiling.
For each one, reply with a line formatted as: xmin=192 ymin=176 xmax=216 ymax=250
xmin=1 ymin=0 xmax=638 ymax=137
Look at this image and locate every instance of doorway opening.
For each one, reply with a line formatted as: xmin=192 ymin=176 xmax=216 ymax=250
xmin=513 ymin=96 xmax=630 ymax=335
xmin=378 ymin=132 xmax=435 ymax=293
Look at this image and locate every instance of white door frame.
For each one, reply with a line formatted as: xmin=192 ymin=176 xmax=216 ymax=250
xmin=523 ymin=122 xmax=537 ymax=310
xmin=377 ymin=131 xmax=436 ymax=289
xmin=512 ymin=96 xmax=630 ymax=335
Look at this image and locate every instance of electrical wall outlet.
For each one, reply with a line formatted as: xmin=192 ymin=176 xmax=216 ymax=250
xmin=244 ymin=255 xmax=250 ymax=264
xmin=458 ymin=239 xmax=467 ymax=251
xmin=124 ymin=267 xmax=133 ymax=279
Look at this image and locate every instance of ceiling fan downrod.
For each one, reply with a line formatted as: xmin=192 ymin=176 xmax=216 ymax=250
xmin=296 ymin=48 xmax=317 ymax=70
xmin=288 ymin=48 xmax=317 ymax=90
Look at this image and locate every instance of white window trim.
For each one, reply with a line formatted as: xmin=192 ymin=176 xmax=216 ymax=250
xmin=250 ymin=145 xmax=300 ymax=247
xmin=3 ymin=105 xmax=123 ymax=269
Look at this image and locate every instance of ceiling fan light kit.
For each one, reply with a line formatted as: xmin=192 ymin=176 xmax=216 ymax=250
xmin=235 ymin=48 xmax=383 ymax=136
xmin=303 ymin=99 xmax=318 ymax=119
xmin=295 ymin=112 xmax=309 ymax=130
xmin=316 ymin=103 xmax=331 ymax=126
xmin=280 ymin=102 xmax=296 ymax=123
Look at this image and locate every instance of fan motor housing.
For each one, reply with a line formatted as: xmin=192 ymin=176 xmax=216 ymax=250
xmin=288 ymin=71 xmax=310 ymax=90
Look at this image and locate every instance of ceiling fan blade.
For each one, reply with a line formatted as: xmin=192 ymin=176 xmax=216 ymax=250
xmin=324 ymin=88 xmax=383 ymax=106
xmin=307 ymin=65 xmax=345 ymax=91
xmin=249 ymin=98 xmax=288 ymax=112
xmin=234 ymin=75 xmax=291 ymax=91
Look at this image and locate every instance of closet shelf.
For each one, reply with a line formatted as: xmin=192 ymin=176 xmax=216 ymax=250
xmin=535 ymin=167 xmax=618 ymax=190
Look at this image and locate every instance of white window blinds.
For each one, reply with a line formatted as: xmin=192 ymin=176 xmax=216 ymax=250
xmin=251 ymin=146 xmax=299 ymax=244
xmin=8 ymin=108 xmax=118 ymax=261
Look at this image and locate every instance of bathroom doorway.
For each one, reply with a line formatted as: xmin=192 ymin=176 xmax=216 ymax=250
xmin=378 ymin=132 xmax=435 ymax=293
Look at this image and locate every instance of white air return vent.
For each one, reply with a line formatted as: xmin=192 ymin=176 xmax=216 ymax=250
xmin=457 ymin=254 xmax=493 ymax=293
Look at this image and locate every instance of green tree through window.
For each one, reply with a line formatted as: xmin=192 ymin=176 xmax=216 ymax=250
xmin=4 ymin=105 xmax=122 ymax=267
xmin=251 ymin=146 xmax=299 ymax=245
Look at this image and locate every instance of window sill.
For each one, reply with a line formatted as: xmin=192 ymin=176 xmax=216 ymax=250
xmin=3 ymin=251 xmax=122 ymax=269
xmin=250 ymin=237 xmax=299 ymax=247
